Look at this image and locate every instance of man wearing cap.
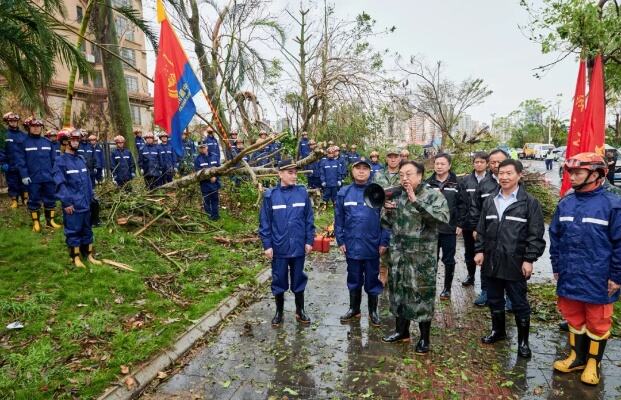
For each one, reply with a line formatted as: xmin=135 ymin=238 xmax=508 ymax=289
xmin=347 ymin=144 xmax=361 ymax=165
xmin=139 ymin=132 xmax=162 ymax=190
xmin=259 ymin=159 xmax=315 ymax=326
xmin=251 ymin=132 xmax=270 ymax=167
xmin=158 ymin=132 xmax=178 ymax=185
xmin=46 ymin=130 xmax=62 ymax=159
xmin=551 ymin=152 xmax=621 ymax=385
xmin=202 ymin=127 xmax=221 ymax=165
xmin=195 ymin=143 xmax=221 ymax=220
xmin=228 ymin=130 xmax=239 ymax=153
xmin=320 ymin=146 xmax=341 ymax=206
xmin=336 ymin=158 xmax=389 ymax=326
xmin=369 ymin=151 xmax=383 ymax=179
xmin=16 ymin=119 xmax=61 ymax=231
xmin=3 ymin=112 xmax=28 ymax=208
xmin=230 ymin=139 xmax=248 ymax=187
xmin=298 ymin=131 xmax=311 ymax=160
xmin=84 ymin=134 xmax=104 ymax=186
xmin=110 ymin=136 xmax=136 ymax=187
xmin=372 ymin=148 xmax=401 ymax=285
xmin=335 ymin=146 xmax=348 ymax=180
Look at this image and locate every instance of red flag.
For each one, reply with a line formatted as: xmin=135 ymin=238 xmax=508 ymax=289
xmin=579 ymin=55 xmax=606 ymax=156
xmin=560 ymin=60 xmax=586 ymax=196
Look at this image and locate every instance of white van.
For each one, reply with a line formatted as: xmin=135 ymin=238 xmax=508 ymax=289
xmin=534 ymin=144 xmax=555 ymax=160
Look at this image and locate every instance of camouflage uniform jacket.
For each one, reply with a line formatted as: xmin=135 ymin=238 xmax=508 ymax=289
xmin=373 ymin=168 xmax=401 ymax=266
xmin=381 ymin=185 xmax=449 ymax=322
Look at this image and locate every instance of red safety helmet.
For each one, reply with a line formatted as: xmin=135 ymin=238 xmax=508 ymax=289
xmin=29 ymin=119 xmax=44 ymax=127
xmin=3 ymin=112 xmax=19 ymax=122
xmin=68 ymin=129 xmax=82 ymax=140
xmin=563 ymin=152 xmax=608 ymax=177
xmin=57 ymin=127 xmax=73 ymax=143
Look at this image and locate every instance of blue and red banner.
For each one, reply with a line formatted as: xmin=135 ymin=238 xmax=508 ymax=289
xmin=153 ymin=0 xmax=201 ymax=157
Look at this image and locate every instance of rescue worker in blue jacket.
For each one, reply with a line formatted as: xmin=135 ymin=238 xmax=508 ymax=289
xmin=134 ymin=129 xmax=145 ymax=151
xmin=46 ymin=130 xmax=61 ymax=159
xmin=202 ymin=126 xmax=221 ymax=165
xmin=259 ymin=159 xmax=315 ymax=326
xmin=180 ymin=131 xmax=197 ymax=175
xmin=298 ymin=131 xmax=311 ymax=160
xmin=550 ymin=152 xmax=621 ymax=386
xmin=347 ymin=144 xmax=361 ymax=165
xmin=158 ymin=132 xmax=178 ymax=185
xmin=53 ymin=129 xmax=101 ymax=268
xmin=335 ymin=158 xmax=390 ymax=326
xmin=139 ymin=132 xmax=162 ymax=190
xmin=195 ymin=143 xmax=221 ymax=220
xmin=3 ymin=112 xmax=28 ymax=208
xmin=320 ymin=146 xmax=341 ymax=206
xmin=84 ymin=134 xmax=104 ymax=186
xmin=16 ymin=119 xmax=61 ymax=232
xmin=77 ymin=129 xmax=89 ymax=158
xmin=369 ymin=151 xmax=383 ymax=179
xmin=335 ymin=146 xmax=348 ymax=180
xmin=110 ymin=135 xmax=136 ymax=187
xmin=230 ymin=139 xmax=249 ymax=187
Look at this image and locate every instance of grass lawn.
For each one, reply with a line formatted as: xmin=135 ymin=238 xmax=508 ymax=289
xmin=0 ymin=190 xmax=272 ymax=399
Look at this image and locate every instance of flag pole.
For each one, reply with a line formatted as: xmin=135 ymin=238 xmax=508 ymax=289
xmin=157 ymin=0 xmax=230 ymax=148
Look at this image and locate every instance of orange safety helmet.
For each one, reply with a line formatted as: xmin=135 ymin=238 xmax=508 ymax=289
xmin=563 ymin=152 xmax=608 ymax=177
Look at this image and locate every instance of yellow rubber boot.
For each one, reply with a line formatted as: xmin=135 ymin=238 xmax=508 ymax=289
xmin=21 ymin=192 xmax=28 ymax=206
xmin=70 ymin=247 xmax=86 ymax=268
xmin=45 ymin=209 xmax=62 ymax=229
xmin=581 ymin=330 xmax=610 ymax=385
xmin=31 ymin=210 xmax=41 ymax=233
xmin=86 ymin=244 xmax=102 ymax=265
xmin=553 ymin=325 xmax=587 ymax=373
xmin=10 ymin=198 xmax=18 ymax=209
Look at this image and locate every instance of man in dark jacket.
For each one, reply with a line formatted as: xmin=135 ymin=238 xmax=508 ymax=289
xmin=474 ymin=159 xmax=546 ymax=358
xmin=110 ymin=135 xmax=136 ymax=187
xmin=550 ymin=152 xmax=621 ymax=386
xmin=3 ymin=112 xmax=28 ymax=208
xmin=195 ymin=143 xmax=221 ymax=220
xmin=473 ymin=148 xmax=508 ymax=306
xmin=139 ymin=132 xmax=162 ymax=190
xmin=335 ymin=158 xmax=390 ymax=326
xmin=426 ymin=153 xmax=463 ymax=300
xmin=457 ymin=151 xmax=490 ymax=287
xmin=259 ymin=159 xmax=315 ymax=326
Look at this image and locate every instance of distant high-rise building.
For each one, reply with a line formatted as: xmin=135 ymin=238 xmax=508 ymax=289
xmin=43 ymin=0 xmax=153 ymax=136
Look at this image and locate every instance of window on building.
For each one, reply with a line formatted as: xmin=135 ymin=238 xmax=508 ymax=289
xmin=76 ymin=6 xmax=83 ymax=23
xmin=115 ymin=16 xmax=135 ymax=42
xmin=81 ymin=72 xmax=89 ymax=86
xmin=93 ymin=71 xmax=104 ymax=88
xmin=120 ymin=47 xmax=136 ymax=67
xmin=124 ymin=75 xmax=139 ymax=92
xmin=92 ymin=44 xmax=102 ymax=63
xmin=130 ymin=105 xmax=142 ymax=124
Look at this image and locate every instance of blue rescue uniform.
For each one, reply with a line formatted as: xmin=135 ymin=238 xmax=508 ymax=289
xmin=16 ymin=134 xmax=56 ymax=211
xmin=194 ymin=153 xmax=221 ymax=220
xmin=110 ymin=148 xmax=136 ymax=186
xmin=4 ymin=127 xmax=27 ymax=198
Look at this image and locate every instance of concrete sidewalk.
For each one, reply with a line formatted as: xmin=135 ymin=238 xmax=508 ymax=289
xmin=143 ymin=237 xmax=621 ymax=399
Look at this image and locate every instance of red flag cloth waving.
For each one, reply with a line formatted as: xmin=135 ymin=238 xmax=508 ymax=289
xmin=579 ymin=55 xmax=606 ymax=156
xmin=560 ymin=60 xmax=586 ymax=196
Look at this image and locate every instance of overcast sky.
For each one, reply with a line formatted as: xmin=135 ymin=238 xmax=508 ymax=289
xmin=146 ymin=0 xmax=579 ymax=125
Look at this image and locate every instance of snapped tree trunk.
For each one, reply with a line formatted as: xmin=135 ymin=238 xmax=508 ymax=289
xmin=92 ymin=0 xmax=135 ymax=153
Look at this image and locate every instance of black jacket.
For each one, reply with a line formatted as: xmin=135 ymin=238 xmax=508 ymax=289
xmin=426 ymin=171 xmax=463 ymax=235
xmin=474 ymin=185 xmax=546 ymax=281
xmin=458 ymin=170 xmax=491 ymax=230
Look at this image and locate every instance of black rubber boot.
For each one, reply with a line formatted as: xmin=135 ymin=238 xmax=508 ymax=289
xmin=294 ymin=292 xmax=311 ymax=324
xmin=482 ymin=310 xmax=507 ymax=344
xmin=516 ymin=315 xmax=532 ymax=358
xmin=558 ymin=320 xmax=569 ymax=332
xmin=340 ymin=290 xmax=362 ymax=322
xmin=368 ymin=294 xmax=381 ymax=327
xmin=440 ymin=264 xmax=455 ymax=300
xmin=271 ymin=293 xmax=284 ymax=326
xmin=382 ymin=317 xmax=411 ymax=343
xmin=415 ymin=321 xmax=431 ymax=354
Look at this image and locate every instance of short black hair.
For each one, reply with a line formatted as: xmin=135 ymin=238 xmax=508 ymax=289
xmin=435 ymin=152 xmax=452 ymax=164
xmin=498 ymin=159 xmax=523 ymax=173
xmin=399 ymin=160 xmax=425 ymax=176
xmin=473 ymin=151 xmax=489 ymax=162
xmin=489 ymin=148 xmax=509 ymax=159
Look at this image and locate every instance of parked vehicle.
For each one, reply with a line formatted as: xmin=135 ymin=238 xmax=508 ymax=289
xmin=534 ymin=144 xmax=556 ymax=160
xmin=522 ymin=143 xmax=541 ymax=159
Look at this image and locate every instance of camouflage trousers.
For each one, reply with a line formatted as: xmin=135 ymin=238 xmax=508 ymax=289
xmin=388 ymin=244 xmax=438 ymax=323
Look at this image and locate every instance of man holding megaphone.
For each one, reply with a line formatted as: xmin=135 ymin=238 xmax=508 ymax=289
xmin=379 ymin=160 xmax=449 ymax=355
